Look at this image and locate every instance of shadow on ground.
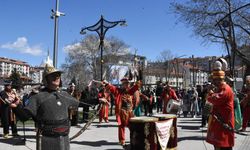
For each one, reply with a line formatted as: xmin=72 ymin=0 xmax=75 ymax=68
xmin=179 ymin=121 xmax=201 ymax=124
xmin=93 ymin=124 xmax=118 ymax=128
xmin=177 ymin=125 xmax=201 ymax=130
xmin=178 ymin=136 xmax=205 ymax=142
xmin=71 ymin=140 xmax=120 ymax=147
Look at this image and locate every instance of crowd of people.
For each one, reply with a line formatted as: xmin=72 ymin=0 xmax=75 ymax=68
xmin=0 ymin=58 xmax=250 ymax=150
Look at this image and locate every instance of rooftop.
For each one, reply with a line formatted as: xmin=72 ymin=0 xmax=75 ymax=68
xmin=0 ymin=57 xmax=29 ymax=66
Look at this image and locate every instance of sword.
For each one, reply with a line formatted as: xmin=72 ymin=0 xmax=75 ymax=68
xmin=69 ymin=103 xmax=103 ymax=141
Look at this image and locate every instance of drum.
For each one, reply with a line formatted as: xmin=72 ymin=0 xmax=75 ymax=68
xmin=153 ymin=114 xmax=177 ymax=150
xmin=130 ymin=116 xmax=159 ymax=150
xmin=167 ymin=99 xmax=180 ymax=114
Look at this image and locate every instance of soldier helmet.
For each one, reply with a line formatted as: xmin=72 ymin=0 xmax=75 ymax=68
xmin=42 ymin=63 xmax=63 ymax=85
xmin=211 ymin=58 xmax=228 ymax=79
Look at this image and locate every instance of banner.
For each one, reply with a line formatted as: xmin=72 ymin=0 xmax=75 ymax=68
xmin=155 ymin=119 xmax=173 ymax=150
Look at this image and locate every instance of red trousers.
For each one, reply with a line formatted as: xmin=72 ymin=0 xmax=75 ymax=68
xmin=118 ymin=124 xmax=126 ymax=143
xmin=117 ymin=109 xmax=133 ymax=143
xmin=242 ymin=106 xmax=250 ymax=129
xmin=99 ymin=104 xmax=109 ymax=122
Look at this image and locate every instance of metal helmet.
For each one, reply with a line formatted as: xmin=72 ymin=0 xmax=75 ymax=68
xmin=42 ymin=63 xmax=63 ymax=85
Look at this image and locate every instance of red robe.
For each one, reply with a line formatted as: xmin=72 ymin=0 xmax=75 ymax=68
xmin=107 ymin=83 xmax=139 ymax=143
xmin=206 ymin=82 xmax=235 ymax=147
xmin=98 ymin=91 xmax=110 ymax=122
xmin=162 ymin=88 xmax=178 ymax=114
xmin=107 ymin=84 xmax=139 ymax=126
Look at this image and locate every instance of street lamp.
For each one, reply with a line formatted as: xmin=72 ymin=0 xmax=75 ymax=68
xmin=174 ymin=55 xmax=186 ymax=89
xmin=51 ymin=0 xmax=65 ymax=69
xmin=80 ymin=15 xmax=127 ymax=81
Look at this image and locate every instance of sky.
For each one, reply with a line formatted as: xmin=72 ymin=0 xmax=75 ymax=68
xmin=0 ymin=0 xmax=226 ymax=67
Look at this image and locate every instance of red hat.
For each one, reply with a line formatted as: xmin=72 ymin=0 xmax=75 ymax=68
xmin=120 ymin=77 xmax=129 ymax=83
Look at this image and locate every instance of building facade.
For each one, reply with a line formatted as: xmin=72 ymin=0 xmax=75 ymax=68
xmin=0 ymin=57 xmax=30 ymax=79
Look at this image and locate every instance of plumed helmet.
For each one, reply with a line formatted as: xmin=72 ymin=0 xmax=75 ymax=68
xmin=213 ymin=61 xmax=223 ymax=71
xmin=217 ymin=58 xmax=228 ymax=71
xmin=42 ymin=63 xmax=63 ymax=85
xmin=212 ymin=58 xmax=228 ymax=79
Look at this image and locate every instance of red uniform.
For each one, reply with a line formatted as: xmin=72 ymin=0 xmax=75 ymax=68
xmin=206 ymin=82 xmax=235 ymax=148
xmin=162 ymin=88 xmax=178 ymax=114
xmin=98 ymin=90 xmax=110 ymax=123
xmin=107 ymin=83 xmax=139 ymax=144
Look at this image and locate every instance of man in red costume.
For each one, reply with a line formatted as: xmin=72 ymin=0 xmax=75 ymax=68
xmin=206 ymin=60 xmax=234 ymax=150
xmin=240 ymin=75 xmax=250 ymax=132
xmin=98 ymin=87 xmax=111 ymax=123
xmin=162 ymin=82 xmax=178 ymax=114
xmin=104 ymin=78 xmax=141 ymax=146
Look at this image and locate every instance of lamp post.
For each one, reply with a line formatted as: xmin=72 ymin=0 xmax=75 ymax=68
xmin=174 ymin=55 xmax=186 ymax=89
xmin=80 ymin=15 xmax=126 ymax=81
xmin=192 ymin=55 xmax=196 ymax=87
xmin=51 ymin=0 xmax=65 ymax=69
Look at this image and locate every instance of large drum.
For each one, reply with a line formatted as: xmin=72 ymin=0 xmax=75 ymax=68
xmin=153 ymin=114 xmax=177 ymax=150
xmin=167 ymin=99 xmax=180 ymax=114
xmin=130 ymin=116 xmax=159 ymax=150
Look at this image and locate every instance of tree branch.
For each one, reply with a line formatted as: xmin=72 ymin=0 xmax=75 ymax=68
xmin=202 ymin=33 xmax=224 ymax=39
xmin=234 ymin=23 xmax=250 ymax=35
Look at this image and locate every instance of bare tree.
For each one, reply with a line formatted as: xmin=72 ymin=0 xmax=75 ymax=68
xmin=171 ymin=0 xmax=250 ymax=76
xmin=156 ymin=50 xmax=175 ymax=80
xmin=61 ymin=34 xmax=129 ymax=88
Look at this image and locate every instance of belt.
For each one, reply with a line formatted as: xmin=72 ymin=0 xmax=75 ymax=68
xmin=121 ymin=101 xmax=132 ymax=111
xmin=52 ymin=127 xmax=69 ymax=133
xmin=39 ymin=119 xmax=70 ymax=137
xmin=41 ymin=126 xmax=70 ymax=137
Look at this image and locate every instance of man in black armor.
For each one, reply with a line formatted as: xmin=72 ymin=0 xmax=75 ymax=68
xmin=11 ymin=64 xmax=79 ymax=150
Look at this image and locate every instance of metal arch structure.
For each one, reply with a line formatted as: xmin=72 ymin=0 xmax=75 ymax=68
xmin=80 ymin=15 xmax=126 ymax=81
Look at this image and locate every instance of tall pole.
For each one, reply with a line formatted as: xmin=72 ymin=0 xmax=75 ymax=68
xmin=53 ymin=0 xmax=59 ymax=69
xmin=100 ymin=17 xmax=104 ymax=81
xmin=192 ymin=55 xmax=195 ymax=87
xmin=176 ymin=59 xmax=179 ymax=89
xmin=51 ymin=0 xmax=64 ymax=69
